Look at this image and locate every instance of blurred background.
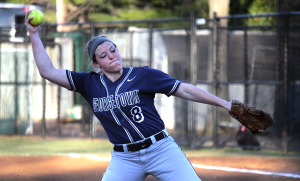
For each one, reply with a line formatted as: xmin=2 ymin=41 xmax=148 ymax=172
xmin=0 ymin=0 xmax=299 ymax=153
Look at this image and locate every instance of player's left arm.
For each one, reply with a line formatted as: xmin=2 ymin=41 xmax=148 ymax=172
xmin=173 ymin=83 xmax=231 ymax=111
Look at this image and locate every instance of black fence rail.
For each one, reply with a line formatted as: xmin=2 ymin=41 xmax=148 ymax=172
xmin=0 ymin=11 xmax=299 ymax=152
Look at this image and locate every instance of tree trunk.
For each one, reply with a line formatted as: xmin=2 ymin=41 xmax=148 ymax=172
xmin=208 ymin=0 xmax=230 ymax=127
xmin=56 ymin=0 xmax=67 ymax=32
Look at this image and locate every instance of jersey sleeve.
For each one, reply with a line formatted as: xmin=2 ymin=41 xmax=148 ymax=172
xmin=144 ymin=67 xmax=181 ymax=96
xmin=66 ymin=70 xmax=89 ymax=96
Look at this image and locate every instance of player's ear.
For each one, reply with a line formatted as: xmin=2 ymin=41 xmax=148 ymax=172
xmin=93 ymin=61 xmax=101 ymax=68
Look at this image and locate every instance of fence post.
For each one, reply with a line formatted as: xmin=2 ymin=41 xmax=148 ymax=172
xmin=57 ymin=44 xmax=62 ymax=136
xmin=188 ymin=11 xmax=197 ymax=149
xmin=41 ymin=24 xmax=47 ymax=139
xmin=81 ymin=26 xmax=87 ymax=134
xmin=283 ymin=14 xmax=290 ymax=153
xmin=212 ymin=12 xmax=219 ymax=148
xmin=244 ymin=26 xmax=249 ymax=104
xmin=130 ymin=31 xmax=134 ymax=66
xmin=91 ymin=22 xmax=95 ymax=38
xmin=212 ymin=12 xmax=220 ymax=148
xmin=14 ymin=43 xmax=18 ymax=134
xmin=90 ymin=22 xmax=95 ymax=138
xmin=149 ymin=22 xmax=153 ymax=67
xmin=0 ymin=28 xmax=1 ymax=108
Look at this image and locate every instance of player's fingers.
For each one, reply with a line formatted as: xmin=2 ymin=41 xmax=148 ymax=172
xmin=24 ymin=17 xmax=37 ymax=32
xmin=25 ymin=10 xmax=32 ymax=20
xmin=24 ymin=16 xmax=33 ymax=25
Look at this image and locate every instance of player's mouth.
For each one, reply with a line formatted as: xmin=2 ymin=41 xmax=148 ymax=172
xmin=110 ymin=59 xmax=119 ymax=65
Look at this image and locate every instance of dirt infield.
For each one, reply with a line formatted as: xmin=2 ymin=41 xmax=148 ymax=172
xmin=0 ymin=155 xmax=299 ymax=181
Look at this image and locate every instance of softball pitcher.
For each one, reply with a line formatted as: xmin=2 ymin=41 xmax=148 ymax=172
xmin=25 ymin=11 xmax=233 ymax=181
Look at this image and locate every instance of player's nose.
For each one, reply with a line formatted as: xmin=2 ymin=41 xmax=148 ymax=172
xmin=107 ymin=51 xmax=114 ymax=59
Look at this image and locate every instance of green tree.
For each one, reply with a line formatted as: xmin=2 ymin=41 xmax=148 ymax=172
xmin=85 ymin=0 xmax=209 ymax=22
xmin=229 ymin=0 xmax=277 ymax=26
xmin=247 ymin=0 xmax=277 ymax=26
xmin=12 ymin=0 xmax=207 ymax=23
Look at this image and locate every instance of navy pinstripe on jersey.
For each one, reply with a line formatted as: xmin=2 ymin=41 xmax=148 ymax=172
xmin=66 ymin=66 xmax=181 ymax=144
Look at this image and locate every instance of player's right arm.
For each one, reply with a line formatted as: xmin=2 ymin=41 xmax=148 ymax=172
xmin=25 ymin=11 xmax=71 ymax=90
xmin=174 ymin=82 xmax=231 ymax=111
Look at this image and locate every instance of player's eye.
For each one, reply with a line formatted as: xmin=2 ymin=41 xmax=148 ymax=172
xmin=111 ymin=49 xmax=115 ymax=53
xmin=100 ymin=54 xmax=106 ymax=58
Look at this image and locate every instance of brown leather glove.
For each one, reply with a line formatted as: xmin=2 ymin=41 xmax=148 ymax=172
xmin=229 ymin=99 xmax=275 ymax=134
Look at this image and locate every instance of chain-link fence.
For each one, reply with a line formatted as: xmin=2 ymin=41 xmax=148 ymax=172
xmin=0 ymin=11 xmax=299 ymax=152
xmin=206 ymin=12 xmax=300 ymax=152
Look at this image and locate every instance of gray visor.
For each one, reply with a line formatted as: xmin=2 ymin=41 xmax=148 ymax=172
xmin=88 ymin=36 xmax=112 ymax=61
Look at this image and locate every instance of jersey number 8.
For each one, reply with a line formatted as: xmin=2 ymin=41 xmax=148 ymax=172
xmin=131 ymin=106 xmax=144 ymax=123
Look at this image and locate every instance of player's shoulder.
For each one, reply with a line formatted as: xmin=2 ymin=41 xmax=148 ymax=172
xmin=130 ymin=66 xmax=162 ymax=73
xmin=128 ymin=66 xmax=155 ymax=76
xmin=70 ymin=70 xmax=99 ymax=75
xmin=69 ymin=70 xmax=101 ymax=80
xmin=128 ymin=67 xmax=168 ymax=79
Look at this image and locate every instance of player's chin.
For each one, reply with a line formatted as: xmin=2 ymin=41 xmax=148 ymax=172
xmin=110 ymin=59 xmax=122 ymax=65
xmin=110 ymin=63 xmax=122 ymax=72
xmin=111 ymin=61 xmax=122 ymax=68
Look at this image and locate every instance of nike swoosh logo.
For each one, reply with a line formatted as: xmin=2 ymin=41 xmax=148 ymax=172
xmin=127 ymin=76 xmax=136 ymax=82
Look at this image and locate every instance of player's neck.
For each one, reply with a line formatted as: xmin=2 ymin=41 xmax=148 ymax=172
xmin=103 ymin=68 xmax=123 ymax=82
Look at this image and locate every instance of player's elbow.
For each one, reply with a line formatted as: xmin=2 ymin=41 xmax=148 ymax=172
xmin=39 ymin=69 xmax=49 ymax=79
xmin=39 ymin=71 xmax=47 ymax=79
xmin=38 ymin=67 xmax=55 ymax=80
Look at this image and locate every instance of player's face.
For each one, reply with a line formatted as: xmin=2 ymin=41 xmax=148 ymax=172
xmin=93 ymin=41 xmax=123 ymax=74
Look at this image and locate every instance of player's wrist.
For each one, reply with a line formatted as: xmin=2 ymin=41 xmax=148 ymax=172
xmin=223 ymin=100 xmax=232 ymax=111
xmin=29 ymin=31 xmax=41 ymax=41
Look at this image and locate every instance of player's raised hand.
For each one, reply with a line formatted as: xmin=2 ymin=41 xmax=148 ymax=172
xmin=24 ymin=11 xmax=40 ymax=34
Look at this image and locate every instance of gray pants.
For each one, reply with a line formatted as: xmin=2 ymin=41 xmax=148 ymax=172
xmin=102 ymin=132 xmax=201 ymax=181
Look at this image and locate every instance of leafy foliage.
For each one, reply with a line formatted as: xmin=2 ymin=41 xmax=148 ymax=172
xmin=247 ymin=0 xmax=277 ymax=26
xmin=229 ymin=0 xmax=277 ymax=26
xmin=249 ymin=0 xmax=276 ymax=14
xmin=229 ymin=0 xmax=300 ymax=26
xmin=44 ymin=8 xmax=57 ymax=22
xmin=84 ymin=0 xmax=209 ymax=22
xmin=1 ymin=0 xmax=299 ymax=25
xmin=2 ymin=0 xmax=32 ymax=3
xmin=0 ymin=0 xmax=208 ymax=23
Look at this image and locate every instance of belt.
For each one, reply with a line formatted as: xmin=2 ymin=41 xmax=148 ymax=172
xmin=113 ymin=130 xmax=168 ymax=152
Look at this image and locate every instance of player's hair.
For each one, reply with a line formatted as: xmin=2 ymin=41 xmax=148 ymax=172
xmin=85 ymin=36 xmax=117 ymax=74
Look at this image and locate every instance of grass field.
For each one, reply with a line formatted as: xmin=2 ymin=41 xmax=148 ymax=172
xmin=1 ymin=135 xmax=300 ymax=181
xmin=1 ymin=135 xmax=300 ymax=158
xmin=0 ymin=136 xmax=113 ymax=157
